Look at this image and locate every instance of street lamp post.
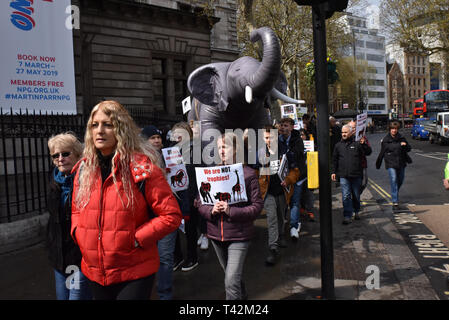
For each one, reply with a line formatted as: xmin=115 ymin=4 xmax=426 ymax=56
xmin=294 ymin=0 xmax=348 ymax=300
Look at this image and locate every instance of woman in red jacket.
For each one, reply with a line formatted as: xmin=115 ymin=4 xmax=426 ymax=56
xmin=71 ymin=100 xmax=182 ymax=300
xmin=198 ymin=132 xmax=263 ymax=300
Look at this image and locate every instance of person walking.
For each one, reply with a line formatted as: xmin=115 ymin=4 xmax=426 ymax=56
xmin=71 ymin=100 xmax=182 ymax=300
xmin=277 ymin=118 xmax=307 ymax=241
xmin=140 ymin=124 xmax=184 ymax=300
xmin=170 ymin=122 xmax=201 ymax=272
xmin=375 ymin=120 xmax=412 ymax=209
xmin=46 ymin=132 xmax=92 ymax=300
xmin=331 ymin=124 xmax=372 ymax=224
xmin=259 ymin=125 xmax=299 ymax=265
xmin=198 ymin=132 xmax=263 ymax=300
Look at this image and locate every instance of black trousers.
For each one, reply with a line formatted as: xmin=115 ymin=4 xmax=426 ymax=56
xmin=175 ymin=207 xmax=200 ymax=262
xmin=88 ymin=274 xmax=155 ymax=300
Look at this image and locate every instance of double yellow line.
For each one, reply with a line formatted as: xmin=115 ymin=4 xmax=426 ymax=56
xmin=368 ymin=178 xmax=392 ymax=205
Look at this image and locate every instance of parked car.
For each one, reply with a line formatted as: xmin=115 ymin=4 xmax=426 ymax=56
xmin=411 ymin=118 xmax=431 ymax=140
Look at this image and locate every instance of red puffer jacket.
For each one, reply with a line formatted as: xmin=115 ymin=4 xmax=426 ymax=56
xmin=71 ymin=153 xmax=182 ymax=286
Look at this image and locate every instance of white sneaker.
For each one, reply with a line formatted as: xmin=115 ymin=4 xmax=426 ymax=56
xmin=200 ymin=236 xmax=209 ymax=250
xmin=197 ymin=234 xmax=204 ymax=246
xmin=290 ymin=226 xmax=299 ymax=239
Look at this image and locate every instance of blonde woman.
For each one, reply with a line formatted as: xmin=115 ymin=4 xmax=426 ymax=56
xmin=71 ymin=100 xmax=182 ymax=300
xmin=46 ymin=132 xmax=91 ymax=300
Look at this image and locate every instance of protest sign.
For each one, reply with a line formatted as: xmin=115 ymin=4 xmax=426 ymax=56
xmin=356 ymin=112 xmax=368 ymax=141
xmin=277 ymin=154 xmax=290 ymax=193
xmin=182 ymin=96 xmax=191 ymax=114
xmin=162 ymin=147 xmax=189 ymax=192
xmin=303 ymin=140 xmax=315 ymax=152
xmin=195 ymin=163 xmax=247 ymax=205
xmin=281 ymin=104 xmax=301 ymax=130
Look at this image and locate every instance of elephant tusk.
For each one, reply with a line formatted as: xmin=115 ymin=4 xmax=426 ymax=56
xmin=245 ymin=86 xmax=253 ymax=104
xmin=271 ymin=88 xmax=305 ymax=104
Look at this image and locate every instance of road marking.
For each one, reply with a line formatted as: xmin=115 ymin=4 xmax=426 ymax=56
xmin=415 ymin=153 xmax=447 ymax=161
xmin=368 ymin=178 xmax=392 ymax=203
xmin=429 ymin=264 xmax=449 ymax=275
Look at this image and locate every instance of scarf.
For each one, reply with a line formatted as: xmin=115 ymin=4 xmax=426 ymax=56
xmin=53 ymin=167 xmax=74 ymax=210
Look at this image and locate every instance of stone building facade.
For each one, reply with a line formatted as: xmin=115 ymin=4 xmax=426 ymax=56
xmin=386 ymin=44 xmax=431 ymax=114
xmin=73 ymin=0 xmax=239 ymax=126
xmin=386 ymin=62 xmax=405 ymax=115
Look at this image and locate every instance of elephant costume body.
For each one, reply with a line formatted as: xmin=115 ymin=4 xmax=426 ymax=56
xmin=187 ymin=27 xmax=301 ymax=141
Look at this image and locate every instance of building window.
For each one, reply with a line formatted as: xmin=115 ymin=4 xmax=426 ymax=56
xmin=152 ymin=57 xmax=188 ymax=115
xmin=152 ymin=58 xmax=167 ymax=111
xmin=369 ymin=104 xmax=385 ymax=110
xmin=418 ymin=89 xmax=421 ymax=97
xmin=368 ymin=91 xmax=385 ymax=98
xmin=418 ymin=78 xmax=421 ymax=85
xmin=173 ymin=60 xmax=187 ymax=115
xmin=365 ymin=41 xmax=383 ymax=50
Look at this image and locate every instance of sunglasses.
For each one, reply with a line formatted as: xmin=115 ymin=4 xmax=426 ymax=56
xmin=51 ymin=152 xmax=71 ymax=159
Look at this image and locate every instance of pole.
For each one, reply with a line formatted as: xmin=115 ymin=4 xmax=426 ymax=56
xmin=312 ymin=3 xmax=335 ymax=300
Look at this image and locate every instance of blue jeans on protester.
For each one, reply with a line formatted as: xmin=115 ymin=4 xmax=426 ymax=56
xmin=156 ymin=229 xmax=177 ymax=300
xmin=387 ymin=167 xmax=405 ymax=204
xmin=211 ymin=240 xmax=250 ymax=300
xmin=290 ymin=180 xmax=306 ymax=229
xmin=340 ymin=177 xmax=362 ymax=218
xmin=54 ymin=268 xmax=92 ymax=300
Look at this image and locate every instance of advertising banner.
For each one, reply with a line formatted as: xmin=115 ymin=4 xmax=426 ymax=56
xmin=195 ymin=163 xmax=247 ymax=205
xmin=0 ymin=0 xmax=76 ymax=113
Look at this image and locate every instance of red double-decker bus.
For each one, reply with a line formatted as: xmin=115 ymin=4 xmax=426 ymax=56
xmin=413 ymin=98 xmax=424 ymax=118
xmin=423 ymin=89 xmax=449 ymax=119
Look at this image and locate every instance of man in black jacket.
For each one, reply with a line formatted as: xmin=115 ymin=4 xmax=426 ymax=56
xmin=278 ymin=117 xmax=307 ymax=239
xmin=331 ymin=125 xmax=372 ymax=224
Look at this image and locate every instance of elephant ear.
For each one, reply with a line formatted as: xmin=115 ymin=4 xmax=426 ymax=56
xmin=187 ymin=63 xmax=230 ymax=111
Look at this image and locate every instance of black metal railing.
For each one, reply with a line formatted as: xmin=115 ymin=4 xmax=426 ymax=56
xmin=0 ymin=106 xmax=183 ymax=224
xmin=0 ymin=108 xmax=85 ymax=223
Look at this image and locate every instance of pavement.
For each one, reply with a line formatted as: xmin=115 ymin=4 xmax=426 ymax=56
xmin=0 ymin=183 xmax=445 ymax=300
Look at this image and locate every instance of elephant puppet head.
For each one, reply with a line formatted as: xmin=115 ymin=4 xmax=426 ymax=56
xmin=187 ymin=27 xmax=299 ymax=120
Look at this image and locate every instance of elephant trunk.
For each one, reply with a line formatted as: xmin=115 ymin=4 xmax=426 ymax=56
xmin=249 ymin=27 xmax=281 ymax=97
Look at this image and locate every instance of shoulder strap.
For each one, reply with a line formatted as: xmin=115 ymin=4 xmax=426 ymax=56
xmin=136 ymin=179 xmax=155 ymax=219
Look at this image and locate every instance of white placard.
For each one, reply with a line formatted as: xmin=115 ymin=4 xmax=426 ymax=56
xmin=195 ymin=163 xmax=247 ymax=205
xmin=303 ymin=140 xmax=315 ymax=152
xmin=356 ymin=112 xmax=368 ymax=141
xmin=281 ymin=103 xmax=301 ymax=130
xmin=0 ymin=0 xmax=76 ymax=113
xmin=182 ymin=96 xmax=191 ymax=114
xmin=162 ymin=147 xmax=189 ymax=192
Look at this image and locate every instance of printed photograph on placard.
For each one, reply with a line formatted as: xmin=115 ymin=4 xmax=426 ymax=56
xmin=162 ymin=147 xmax=189 ymax=192
xmin=195 ymin=163 xmax=247 ymax=205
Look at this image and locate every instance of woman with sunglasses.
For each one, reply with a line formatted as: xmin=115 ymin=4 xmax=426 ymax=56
xmin=46 ymin=132 xmax=92 ymax=300
xmin=71 ymin=100 xmax=182 ymax=300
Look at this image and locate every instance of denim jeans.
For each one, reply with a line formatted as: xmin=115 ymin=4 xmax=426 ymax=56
xmin=156 ymin=229 xmax=177 ymax=300
xmin=54 ymin=268 xmax=92 ymax=300
xmin=211 ymin=240 xmax=250 ymax=300
xmin=290 ymin=181 xmax=305 ymax=229
xmin=387 ymin=167 xmax=405 ymax=203
xmin=340 ymin=177 xmax=362 ymax=218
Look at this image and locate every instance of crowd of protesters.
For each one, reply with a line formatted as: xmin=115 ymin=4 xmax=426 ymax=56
xmin=45 ymin=99 xmax=412 ymax=300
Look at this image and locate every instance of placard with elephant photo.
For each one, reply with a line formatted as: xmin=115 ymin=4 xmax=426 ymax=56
xmin=195 ymin=163 xmax=247 ymax=205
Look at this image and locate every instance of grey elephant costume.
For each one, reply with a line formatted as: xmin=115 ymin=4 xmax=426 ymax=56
xmin=187 ymin=27 xmax=301 ymax=145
